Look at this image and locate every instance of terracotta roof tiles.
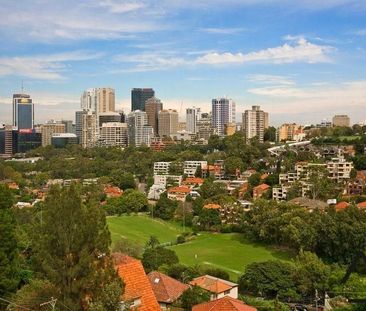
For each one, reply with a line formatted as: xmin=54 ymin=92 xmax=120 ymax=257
xmin=147 ymin=271 xmax=188 ymax=303
xmin=192 ymin=296 xmax=257 ymax=311
xmin=113 ymin=253 xmax=160 ymax=311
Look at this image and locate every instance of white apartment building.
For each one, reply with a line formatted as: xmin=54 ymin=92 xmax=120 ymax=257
xmin=153 ymin=162 xmax=171 ymax=175
xmin=81 ymin=111 xmax=98 ymax=148
xmin=153 ymin=175 xmax=182 ymax=188
xmin=127 ymin=110 xmax=150 ymax=147
xmin=100 ymin=122 xmax=128 ymax=147
xmin=186 ymin=107 xmax=201 ymax=134
xmin=242 ymin=105 xmax=267 ymax=143
xmin=184 ymin=161 xmax=207 ymax=177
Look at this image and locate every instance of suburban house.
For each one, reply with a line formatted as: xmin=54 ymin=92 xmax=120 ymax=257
xmin=182 ymin=177 xmax=204 ymax=188
xmin=113 ymin=253 xmax=161 ymax=311
xmin=167 ymin=186 xmax=191 ymax=202
xmin=335 ymin=201 xmax=350 ymax=211
xmin=357 ymin=201 xmax=366 ymax=209
xmin=147 ymin=271 xmax=188 ymax=310
xmin=203 ymin=203 xmax=244 ymax=225
xmin=190 ymin=275 xmax=238 ymax=301
xmin=252 ymin=183 xmax=270 ymax=199
xmin=104 ymin=185 xmax=123 ymax=198
xmin=192 ymin=297 xmax=257 ymax=311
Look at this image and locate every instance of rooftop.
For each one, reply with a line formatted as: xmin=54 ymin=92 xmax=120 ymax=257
xmin=192 ymin=296 xmax=257 ymax=311
xmin=190 ymin=275 xmax=237 ymax=294
xmin=147 ymin=271 xmax=188 ymax=303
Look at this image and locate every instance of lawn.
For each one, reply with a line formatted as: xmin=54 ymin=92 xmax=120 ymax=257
xmin=107 ymin=215 xmax=184 ymax=247
xmin=107 ymin=215 xmax=292 ymax=281
xmin=171 ymin=233 xmax=292 ymax=281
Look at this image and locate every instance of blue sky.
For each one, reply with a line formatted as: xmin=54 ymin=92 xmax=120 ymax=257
xmin=0 ymin=0 xmax=366 ymax=126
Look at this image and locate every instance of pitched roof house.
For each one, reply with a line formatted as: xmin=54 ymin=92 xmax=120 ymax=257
xmin=190 ymin=275 xmax=238 ymax=301
xmin=192 ymin=296 xmax=257 ymax=311
xmin=147 ymin=271 xmax=188 ymax=310
xmin=113 ymin=253 xmax=160 ymax=311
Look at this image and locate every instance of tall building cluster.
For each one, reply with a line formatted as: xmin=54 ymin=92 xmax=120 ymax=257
xmin=1 ymin=85 xmax=357 ymax=156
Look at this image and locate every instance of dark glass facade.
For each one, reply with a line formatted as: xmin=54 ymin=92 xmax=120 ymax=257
xmin=131 ymin=88 xmax=155 ymax=111
xmin=15 ymin=131 xmax=41 ymax=153
xmin=51 ymin=136 xmax=79 ymax=148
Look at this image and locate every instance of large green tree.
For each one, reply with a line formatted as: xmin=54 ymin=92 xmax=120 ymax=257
xmin=33 ymin=184 xmax=122 ymax=310
xmin=0 ymin=185 xmax=19 ymax=298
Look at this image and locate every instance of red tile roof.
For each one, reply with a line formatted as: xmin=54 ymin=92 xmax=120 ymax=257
xmin=253 ymin=184 xmax=270 ymax=191
xmin=192 ymin=296 xmax=257 ymax=311
xmin=147 ymin=271 xmax=188 ymax=303
xmin=183 ymin=177 xmax=205 ymax=185
xmin=203 ymin=203 xmax=221 ymax=210
xmin=335 ymin=201 xmax=350 ymax=211
xmin=190 ymin=275 xmax=237 ymax=294
xmin=357 ymin=201 xmax=366 ymax=209
xmin=167 ymin=186 xmax=191 ymax=194
xmin=104 ymin=186 xmax=123 ymax=198
xmin=113 ymin=253 xmax=160 ymax=311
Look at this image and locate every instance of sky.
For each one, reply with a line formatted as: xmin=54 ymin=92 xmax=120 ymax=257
xmin=0 ymin=0 xmax=366 ymax=126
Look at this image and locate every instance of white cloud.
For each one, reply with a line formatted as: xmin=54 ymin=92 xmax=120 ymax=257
xmin=199 ymin=27 xmax=246 ymax=34
xmin=247 ymin=74 xmax=295 ymax=85
xmin=247 ymin=80 xmax=366 ymax=122
xmin=355 ymin=29 xmax=366 ymax=36
xmin=97 ymin=0 xmax=145 ymax=13
xmin=196 ymin=38 xmax=334 ymax=64
xmin=0 ymin=51 xmax=102 ymax=80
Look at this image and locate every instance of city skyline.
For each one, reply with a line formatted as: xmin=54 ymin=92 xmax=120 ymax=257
xmin=0 ymin=1 xmax=366 ymax=125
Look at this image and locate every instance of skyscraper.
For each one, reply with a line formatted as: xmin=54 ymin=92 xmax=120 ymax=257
xmin=158 ymin=109 xmax=178 ymax=137
xmin=145 ymin=97 xmax=163 ymax=136
xmin=186 ymin=107 xmax=201 ymax=134
xmin=13 ymin=93 xmax=34 ymax=130
xmin=242 ymin=105 xmax=267 ymax=143
xmin=212 ymin=98 xmax=230 ymax=136
xmin=81 ymin=88 xmax=115 ymax=113
xmin=127 ymin=110 xmax=152 ymax=147
xmin=100 ymin=122 xmax=128 ymax=147
xmin=131 ymin=88 xmax=155 ymax=111
xmin=228 ymin=99 xmax=236 ymax=124
xmin=81 ymin=111 xmax=98 ymax=148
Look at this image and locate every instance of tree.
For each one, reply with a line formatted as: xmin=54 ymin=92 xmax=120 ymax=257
xmin=307 ymin=166 xmax=334 ymax=200
xmin=112 ymin=171 xmax=136 ymax=190
xmin=154 ymin=193 xmax=179 ymax=220
xmin=248 ymin=173 xmax=261 ymax=187
xmin=178 ymin=285 xmax=210 ymax=310
xmin=118 ymin=189 xmax=149 ymax=214
xmin=198 ymin=208 xmax=221 ymax=231
xmin=88 ymin=280 xmax=124 ymax=311
xmin=264 ymin=126 xmax=276 ymax=142
xmin=142 ymin=247 xmax=179 ymax=272
xmin=199 ymin=180 xmax=227 ymax=199
xmin=10 ymin=279 xmax=59 ymax=311
xmin=225 ymin=156 xmax=245 ymax=176
xmin=239 ymin=261 xmax=298 ymax=300
xmin=294 ymin=251 xmax=331 ymax=297
xmin=0 ymin=185 xmax=19 ymax=297
xmin=32 ymin=185 xmax=121 ymax=310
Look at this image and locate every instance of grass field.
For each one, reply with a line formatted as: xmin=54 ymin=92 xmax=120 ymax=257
xmin=107 ymin=215 xmax=292 ymax=281
xmin=171 ymin=233 xmax=292 ymax=280
xmin=107 ymin=215 xmax=184 ymax=247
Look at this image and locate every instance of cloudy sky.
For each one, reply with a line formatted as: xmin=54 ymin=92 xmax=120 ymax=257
xmin=0 ymin=0 xmax=366 ymax=126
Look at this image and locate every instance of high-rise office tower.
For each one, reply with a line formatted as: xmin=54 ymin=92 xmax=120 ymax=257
xmin=13 ymin=93 xmax=34 ymax=130
xmin=228 ymin=99 xmax=236 ymax=124
xmin=41 ymin=121 xmax=65 ymax=147
xmin=131 ymin=88 xmax=155 ymax=111
xmin=212 ymin=98 xmax=230 ymax=136
xmin=186 ymin=107 xmax=201 ymax=134
xmin=332 ymin=115 xmax=350 ymax=127
xmin=61 ymin=120 xmax=74 ymax=133
xmin=145 ymin=97 xmax=163 ymax=135
xmin=81 ymin=111 xmax=98 ymax=148
xmin=127 ymin=110 xmax=149 ymax=147
xmin=75 ymin=111 xmax=85 ymax=143
xmin=100 ymin=122 xmax=128 ymax=147
xmin=81 ymin=88 xmax=115 ymax=113
xmin=158 ymin=109 xmax=178 ymax=137
xmin=197 ymin=113 xmax=214 ymax=141
xmin=242 ymin=105 xmax=267 ymax=143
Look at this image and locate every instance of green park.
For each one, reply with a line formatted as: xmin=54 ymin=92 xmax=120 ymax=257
xmin=107 ymin=214 xmax=292 ymax=280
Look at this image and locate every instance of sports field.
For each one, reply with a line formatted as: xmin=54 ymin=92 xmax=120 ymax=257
xmin=107 ymin=215 xmax=184 ymax=247
xmin=107 ymin=215 xmax=292 ymax=280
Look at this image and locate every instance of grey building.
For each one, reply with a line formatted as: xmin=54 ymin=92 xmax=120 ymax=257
xmin=13 ymin=94 xmax=34 ymax=130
